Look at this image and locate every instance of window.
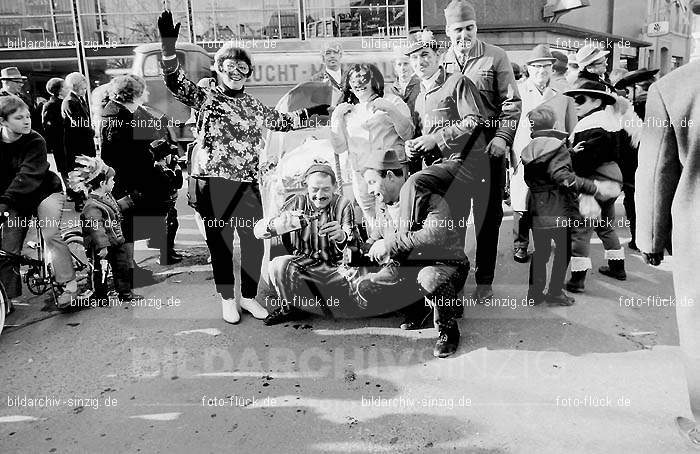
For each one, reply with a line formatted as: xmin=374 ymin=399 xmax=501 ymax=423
xmin=78 ymin=0 xmax=189 ymax=46
xmin=303 ymin=0 xmax=407 ymax=38
xmin=192 ymin=0 xmax=300 ymax=43
xmin=0 ymin=0 xmax=74 ymax=48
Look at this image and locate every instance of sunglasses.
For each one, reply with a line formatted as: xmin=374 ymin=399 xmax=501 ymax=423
xmin=573 ymin=95 xmax=589 ymax=105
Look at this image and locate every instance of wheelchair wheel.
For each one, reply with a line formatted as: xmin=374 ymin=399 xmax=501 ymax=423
xmin=25 ymin=264 xmax=49 ymax=295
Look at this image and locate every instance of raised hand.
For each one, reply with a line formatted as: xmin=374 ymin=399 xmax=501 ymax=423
xmin=157 ymin=1 xmax=180 ymax=57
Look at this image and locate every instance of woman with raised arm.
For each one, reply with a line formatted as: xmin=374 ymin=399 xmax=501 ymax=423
xmin=157 ymin=6 xmax=329 ymax=324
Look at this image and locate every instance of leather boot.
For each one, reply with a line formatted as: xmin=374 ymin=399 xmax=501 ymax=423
xmin=565 ymin=270 xmax=587 ymax=293
xmin=599 ymin=260 xmax=627 ymax=280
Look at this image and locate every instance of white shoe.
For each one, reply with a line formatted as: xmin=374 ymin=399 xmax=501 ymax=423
xmin=221 ymin=297 xmax=240 ymax=324
xmin=240 ymin=297 xmax=269 ymax=319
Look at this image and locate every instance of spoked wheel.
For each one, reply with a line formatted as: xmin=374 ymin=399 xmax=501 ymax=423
xmin=25 ymin=264 xmax=50 ymax=295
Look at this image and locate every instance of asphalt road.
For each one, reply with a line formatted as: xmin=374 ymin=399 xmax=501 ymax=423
xmin=0 ymin=187 xmax=696 ymax=453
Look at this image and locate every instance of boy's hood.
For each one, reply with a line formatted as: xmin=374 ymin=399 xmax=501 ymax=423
xmin=520 ymin=137 xmax=564 ymax=165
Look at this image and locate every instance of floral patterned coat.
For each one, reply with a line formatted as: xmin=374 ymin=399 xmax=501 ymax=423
xmin=162 ymin=60 xmax=304 ymax=182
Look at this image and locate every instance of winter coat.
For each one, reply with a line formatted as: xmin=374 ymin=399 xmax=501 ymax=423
xmin=81 ymin=192 xmax=129 ymax=251
xmin=569 ymin=107 xmax=624 ymax=183
xmin=41 ymin=95 xmax=64 ymax=160
xmin=521 ymin=130 xmax=597 ymax=229
xmin=100 ymin=101 xmax=157 ymax=200
xmin=0 ymin=131 xmax=63 ymax=215
xmin=61 ymin=91 xmax=96 ymax=167
xmin=636 ymin=58 xmax=700 ymax=259
xmin=510 ymin=78 xmax=578 ymax=211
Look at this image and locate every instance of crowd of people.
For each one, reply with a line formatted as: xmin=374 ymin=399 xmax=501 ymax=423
xmin=2 ymin=0 xmax=698 ymax=444
xmin=1 ymin=68 xmax=184 ymax=310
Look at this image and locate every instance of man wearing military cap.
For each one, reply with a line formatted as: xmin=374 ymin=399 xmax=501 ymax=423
xmin=441 ymin=0 xmax=522 ymax=303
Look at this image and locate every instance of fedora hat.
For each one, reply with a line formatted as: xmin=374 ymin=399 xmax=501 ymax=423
xmin=363 ymin=149 xmax=404 ymax=173
xmin=0 ymin=67 xmax=27 ymax=81
xmin=576 ymin=45 xmax=609 ymax=68
xmin=564 ymin=80 xmax=617 ymax=105
xmin=613 ymin=67 xmax=659 ymax=89
xmin=526 ymin=44 xmax=557 ymax=65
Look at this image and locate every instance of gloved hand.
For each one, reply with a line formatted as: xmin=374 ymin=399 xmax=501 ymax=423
xmin=593 ymin=180 xmax=622 ymax=201
xmin=306 ymin=104 xmax=331 ymax=117
xmin=643 ymin=252 xmax=663 ymax=266
xmin=157 ymin=7 xmax=180 ymax=57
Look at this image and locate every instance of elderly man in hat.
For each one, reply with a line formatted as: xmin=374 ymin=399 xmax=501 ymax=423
xmin=256 ymin=163 xmax=356 ymax=325
xmin=510 ymin=44 xmax=578 ymax=263
xmin=360 ymin=149 xmax=470 ymax=358
xmin=440 ymin=0 xmax=521 ymax=303
xmin=637 ymin=1 xmax=700 ymax=444
xmin=565 ymin=53 xmax=580 ymax=86
xmin=575 ymin=44 xmax=614 ymax=91
xmin=0 ymin=67 xmax=41 ymax=135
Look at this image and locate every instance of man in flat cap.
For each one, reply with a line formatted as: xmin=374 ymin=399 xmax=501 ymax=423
xmin=256 ymin=163 xmax=357 ymax=325
xmin=360 ymin=149 xmax=470 ymax=358
xmin=441 ymin=0 xmax=522 ymax=303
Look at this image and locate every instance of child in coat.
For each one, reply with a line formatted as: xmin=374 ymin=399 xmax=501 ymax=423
xmin=69 ymin=156 xmax=142 ymax=303
xmin=520 ymin=106 xmax=611 ymax=305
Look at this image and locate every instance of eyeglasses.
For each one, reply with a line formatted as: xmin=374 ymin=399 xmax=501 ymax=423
xmin=222 ymin=60 xmax=250 ymax=74
xmin=573 ymin=95 xmax=589 ymax=105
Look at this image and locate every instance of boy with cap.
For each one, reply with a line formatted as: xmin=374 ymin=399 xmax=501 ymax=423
xmin=69 ymin=156 xmax=142 ymax=304
xmin=440 ymin=0 xmax=522 ymax=303
xmin=520 ymin=105 xmax=607 ymax=306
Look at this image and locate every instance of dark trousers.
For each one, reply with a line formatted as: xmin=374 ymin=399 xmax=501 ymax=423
xmin=472 ymin=155 xmax=505 ymax=285
xmin=528 ymin=227 xmax=571 ymax=296
xmin=513 ymin=210 xmax=531 ymax=250
xmin=91 ymin=243 xmax=130 ymax=297
xmin=166 ymin=205 xmax=179 ymax=255
xmin=622 ymin=186 xmax=635 ymax=244
xmin=197 ymin=177 xmax=263 ymax=299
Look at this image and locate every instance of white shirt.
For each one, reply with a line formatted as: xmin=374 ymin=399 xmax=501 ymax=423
xmin=420 ymin=69 xmax=442 ymax=92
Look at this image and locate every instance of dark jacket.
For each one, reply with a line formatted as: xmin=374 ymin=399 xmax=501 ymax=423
xmin=42 ymin=95 xmax=65 ymax=160
xmin=0 ymin=131 xmax=63 ymax=214
xmin=389 ymin=75 xmax=421 ymax=116
xmin=569 ymin=108 xmax=624 ymax=182
xmin=414 ymin=67 xmax=487 ymax=163
xmin=442 ymin=40 xmax=522 ymax=145
xmin=386 ymin=164 xmax=468 ymax=263
xmin=521 ymin=130 xmax=597 ymax=229
xmin=147 ymin=162 xmax=183 ymax=213
xmin=100 ymin=101 xmax=155 ymax=200
xmin=81 ymin=192 xmax=129 ymax=251
xmin=61 ymin=91 xmax=95 ymax=167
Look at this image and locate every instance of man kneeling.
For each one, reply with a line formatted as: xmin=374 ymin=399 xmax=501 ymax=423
xmin=359 ymin=150 xmax=469 ymax=358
